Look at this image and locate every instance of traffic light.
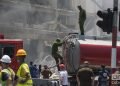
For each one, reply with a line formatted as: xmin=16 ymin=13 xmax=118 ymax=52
xmin=107 ymin=9 xmax=113 ymax=33
xmin=96 ymin=8 xmax=113 ymax=34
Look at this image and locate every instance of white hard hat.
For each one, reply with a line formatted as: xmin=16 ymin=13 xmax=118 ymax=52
xmin=0 ymin=55 xmax=11 ymax=63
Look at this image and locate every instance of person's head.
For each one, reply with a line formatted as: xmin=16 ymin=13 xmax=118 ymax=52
xmin=101 ymin=65 xmax=105 ymax=70
xmin=59 ymin=64 xmax=65 ymax=70
xmin=56 ymin=38 xmax=61 ymax=43
xmin=78 ymin=5 xmax=82 ymax=10
xmin=83 ymin=61 xmax=89 ymax=67
xmin=30 ymin=61 xmax=33 ymax=66
xmin=0 ymin=55 xmax=11 ymax=68
xmin=34 ymin=64 xmax=37 ymax=67
xmin=44 ymin=65 xmax=48 ymax=69
xmin=16 ymin=49 xmax=27 ymax=63
xmin=107 ymin=8 xmax=111 ymax=13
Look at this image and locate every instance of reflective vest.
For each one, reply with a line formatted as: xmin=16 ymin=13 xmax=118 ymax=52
xmin=0 ymin=68 xmax=15 ymax=86
xmin=16 ymin=63 xmax=33 ymax=86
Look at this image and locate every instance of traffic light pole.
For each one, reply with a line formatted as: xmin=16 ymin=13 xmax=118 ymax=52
xmin=110 ymin=0 xmax=118 ymax=85
xmin=111 ymin=0 xmax=118 ymax=72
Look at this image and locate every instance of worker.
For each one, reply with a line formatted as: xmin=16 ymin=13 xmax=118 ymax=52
xmin=78 ymin=5 xmax=86 ymax=36
xmin=0 ymin=55 xmax=16 ymax=86
xmin=59 ymin=64 xmax=69 ymax=86
xmin=41 ymin=65 xmax=52 ymax=79
xmin=76 ymin=61 xmax=94 ymax=86
xmin=16 ymin=49 xmax=33 ymax=86
xmin=98 ymin=65 xmax=110 ymax=86
xmin=29 ymin=61 xmax=34 ymax=78
xmin=29 ymin=62 xmax=39 ymax=78
xmin=52 ymin=38 xmax=64 ymax=71
xmin=33 ymin=64 xmax=40 ymax=78
xmin=38 ymin=64 xmax=41 ymax=78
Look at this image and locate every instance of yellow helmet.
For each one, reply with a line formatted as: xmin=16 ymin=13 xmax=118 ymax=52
xmin=16 ymin=49 xmax=27 ymax=57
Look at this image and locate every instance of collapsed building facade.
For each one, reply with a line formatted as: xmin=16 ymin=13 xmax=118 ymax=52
xmin=0 ymin=0 xmax=118 ymax=67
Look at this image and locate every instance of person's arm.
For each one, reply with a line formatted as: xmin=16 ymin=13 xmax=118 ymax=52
xmin=41 ymin=70 xmax=44 ymax=75
xmin=94 ymin=76 xmax=99 ymax=86
xmin=1 ymin=72 xmax=13 ymax=86
xmin=59 ymin=73 xmax=64 ymax=85
xmin=19 ymin=72 xmax=30 ymax=83
xmin=57 ymin=42 xmax=63 ymax=46
xmin=76 ymin=75 xmax=80 ymax=86
xmin=19 ymin=65 xmax=31 ymax=83
xmin=76 ymin=71 xmax=80 ymax=86
xmin=90 ymin=69 xmax=94 ymax=86
xmin=84 ymin=10 xmax=86 ymax=20
xmin=1 ymin=72 xmax=9 ymax=81
xmin=49 ymin=70 xmax=52 ymax=77
xmin=6 ymin=79 xmax=12 ymax=86
xmin=91 ymin=76 xmax=94 ymax=86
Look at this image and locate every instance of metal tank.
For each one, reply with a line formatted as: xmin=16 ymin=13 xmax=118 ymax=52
xmin=63 ymin=33 xmax=120 ymax=74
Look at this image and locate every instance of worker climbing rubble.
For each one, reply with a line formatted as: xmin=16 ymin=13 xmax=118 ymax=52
xmin=51 ymin=38 xmax=64 ymax=71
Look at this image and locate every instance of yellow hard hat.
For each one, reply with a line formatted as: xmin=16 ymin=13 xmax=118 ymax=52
xmin=16 ymin=49 xmax=27 ymax=57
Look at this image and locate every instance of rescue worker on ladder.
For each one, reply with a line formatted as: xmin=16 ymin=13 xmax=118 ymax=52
xmin=0 ymin=55 xmax=16 ymax=86
xmin=52 ymin=38 xmax=64 ymax=71
xmin=16 ymin=49 xmax=33 ymax=86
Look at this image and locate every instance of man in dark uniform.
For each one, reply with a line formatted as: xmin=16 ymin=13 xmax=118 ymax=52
xmin=52 ymin=38 xmax=63 ymax=71
xmin=78 ymin=5 xmax=86 ymax=35
xmin=76 ymin=61 xmax=94 ymax=86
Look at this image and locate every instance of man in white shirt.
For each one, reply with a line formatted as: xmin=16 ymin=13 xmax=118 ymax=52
xmin=59 ymin=64 xmax=69 ymax=86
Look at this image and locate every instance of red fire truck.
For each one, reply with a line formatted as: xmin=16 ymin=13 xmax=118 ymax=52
xmin=0 ymin=33 xmax=23 ymax=72
xmin=62 ymin=33 xmax=120 ymax=84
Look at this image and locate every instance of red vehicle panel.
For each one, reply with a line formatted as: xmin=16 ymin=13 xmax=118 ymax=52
xmin=80 ymin=44 xmax=111 ymax=66
xmin=63 ymin=37 xmax=120 ymax=74
xmin=0 ymin=39 xmax=23 ymax=72
xmin=0 ymin=33 xmax=4 ymax=39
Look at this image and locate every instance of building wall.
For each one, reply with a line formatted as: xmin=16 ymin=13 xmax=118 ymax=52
xmin=0 ymin=0 xmax=117 ymax=66
xmin=0 ymin=0 xmax=79 ymax=66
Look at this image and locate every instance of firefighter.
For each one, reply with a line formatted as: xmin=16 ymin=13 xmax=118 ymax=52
xmin=16 ymin=49 xmax=33 ymax=86
xmin=52 ymin=38 xmax=64 ymax=71
xmin=0 ymin=55 xmax=15 ymax=86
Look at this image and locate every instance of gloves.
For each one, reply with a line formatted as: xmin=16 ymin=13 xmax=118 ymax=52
xmin=19 ymin=79 xmax=26 ymax=84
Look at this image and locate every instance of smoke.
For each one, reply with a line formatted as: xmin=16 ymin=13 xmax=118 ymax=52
xmin=1 ymin=0 xmax=119 ymax=71
xmin=0 ymin=0 xmax=78 ymax=70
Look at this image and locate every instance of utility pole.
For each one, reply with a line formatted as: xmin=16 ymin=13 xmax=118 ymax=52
xmin=111 ymin=0 xmax=118 ymax=85
xmin=111 ymin=0 xmax=118 ymax=73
